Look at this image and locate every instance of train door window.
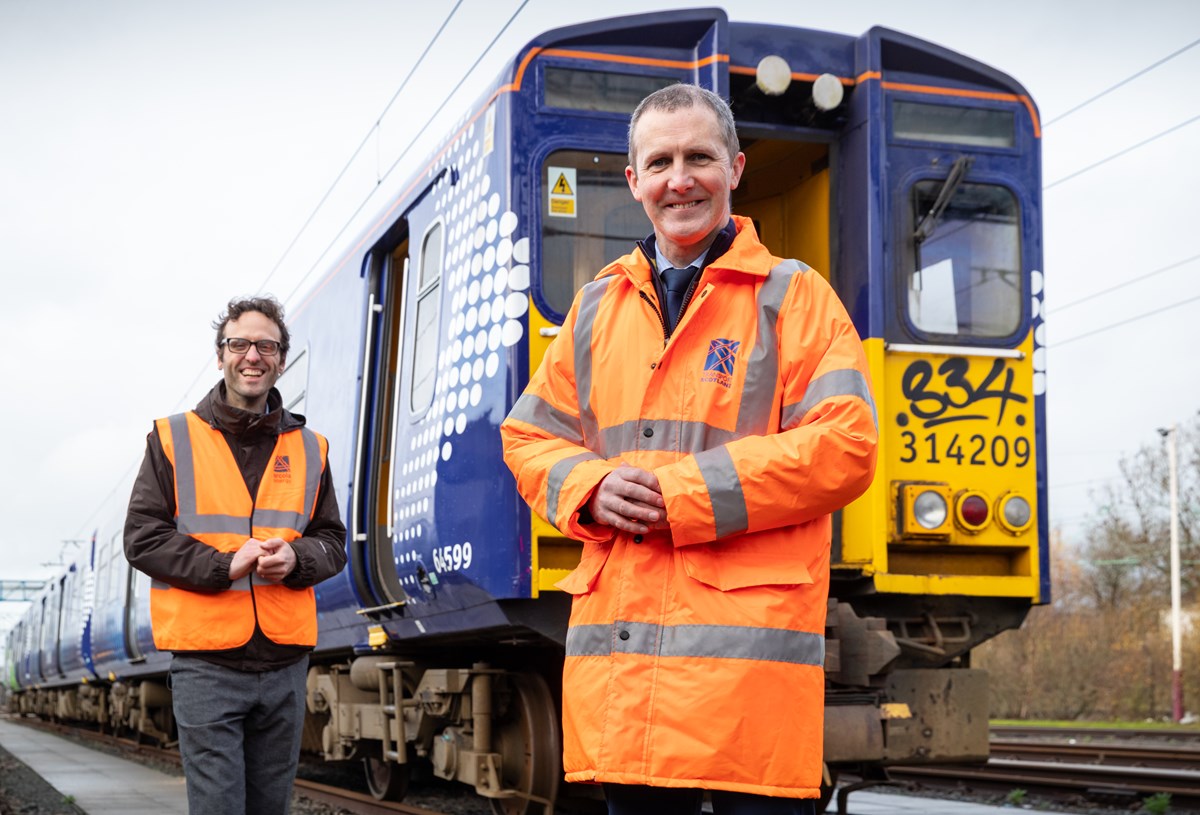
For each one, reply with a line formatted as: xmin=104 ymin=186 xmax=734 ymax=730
xmin=411 ymin=222 xmax=443 ymax=413
xmin=541 ymin=150 xmax=650 ymax=317
xmin=277 ymin=344 xmax=309 ymax=414
xmin=906 ymin=181 xmax=1021 ymax=338
xmin=109 ymin=532 xmax=123 ymax=604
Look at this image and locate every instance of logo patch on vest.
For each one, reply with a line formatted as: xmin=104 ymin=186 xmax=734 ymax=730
xmin=700 ymin=338 xmax=740 ymax=389
xmin=273 ymin=455 xmax=291 ymax=481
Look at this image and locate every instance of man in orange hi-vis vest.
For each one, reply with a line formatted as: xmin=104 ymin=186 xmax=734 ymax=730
xmin=501 ymin=85 xmax=878 ymax=815
xmin=125 ymin=295 xmax=346 ymax=815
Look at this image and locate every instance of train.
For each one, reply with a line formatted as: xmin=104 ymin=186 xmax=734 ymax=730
xmin=4 ymin=8 xmax=1047 ymax=813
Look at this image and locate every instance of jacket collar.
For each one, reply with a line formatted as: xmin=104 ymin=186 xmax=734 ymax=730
xmin=602 ymin=215 xmax=778 ymax=287
xmin=194 ymin=382 xmax=304 ymax=438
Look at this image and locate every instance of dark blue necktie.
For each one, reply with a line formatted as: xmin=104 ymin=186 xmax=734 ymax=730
xmin=662 ymin=265 xmax=698 ymax=332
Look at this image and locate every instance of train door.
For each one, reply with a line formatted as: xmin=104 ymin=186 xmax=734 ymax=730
xmin=119 ymin=530 xmax=149 ymax=662
xmin=350 ymin=223 xmax=414 ymax=609
xmin=58 ymin=566 xmax=77 ymax=676
xmin=732 ymin=136 xmax=833 ymax=283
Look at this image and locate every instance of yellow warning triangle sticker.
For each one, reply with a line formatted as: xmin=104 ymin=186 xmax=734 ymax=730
xmin=552 ymin=173 xmax=574 ymax=195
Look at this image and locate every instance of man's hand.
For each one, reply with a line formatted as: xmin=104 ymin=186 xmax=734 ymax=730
xmin=228 ymin=537 xmax=298 ymax=583
xmin=229 ymin=538 xmax=271 ymax=581
xmin=255 ymin=537 xmax=298 ymax=583
xmin=588 ymin=465 xmax=669 ymax=534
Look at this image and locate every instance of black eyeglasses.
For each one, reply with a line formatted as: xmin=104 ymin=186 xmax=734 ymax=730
xmin=220 ymin=337 xmax=281 ymax=356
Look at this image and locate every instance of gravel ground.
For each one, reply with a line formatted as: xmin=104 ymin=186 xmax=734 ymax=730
xmin=0 ymin=742 xmax=83 ymax=815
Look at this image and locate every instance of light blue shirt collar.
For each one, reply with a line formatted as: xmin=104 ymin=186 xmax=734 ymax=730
xmin=655 ymin=245 xmax=710 ymax=280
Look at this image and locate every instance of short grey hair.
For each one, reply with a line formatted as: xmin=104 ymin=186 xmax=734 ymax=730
xmin=627 ymin=83 xmax=740 ymax=169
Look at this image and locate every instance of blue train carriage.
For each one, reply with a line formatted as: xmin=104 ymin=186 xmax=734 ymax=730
xmin=6 ymin=540 xmax=99 ymax=720
xmin=88 ymin=497 xmax=176 ymax=742
xmin=287 ymin=8 xmax=1047 ymax=809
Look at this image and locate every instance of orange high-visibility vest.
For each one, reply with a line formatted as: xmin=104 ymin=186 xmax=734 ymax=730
xmin=502 ymin=217 xmax=878 ymax=798
xmin=150 ymin=411 xmax=329 ymax=651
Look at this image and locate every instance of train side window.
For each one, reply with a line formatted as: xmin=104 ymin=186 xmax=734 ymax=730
xmin=277 ymin=345 xmax=309 ymax=415
xmin=411 ymin=221 xmax=443 ymax=413
xmin=541 ymin=150 xmax=651 ymax=317
xmin=906 ymin=181 xmax=1021 ymax=339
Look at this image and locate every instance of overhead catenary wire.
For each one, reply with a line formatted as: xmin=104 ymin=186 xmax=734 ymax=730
xmin=1041 ymin=111 xmax=1200 ymax=189
xmin=280 ymin=0 xmax=531 ymax=309
xmin=167 ymin=0 xmax=527 ymax=416
xmin=254 ymin=0 xmax=465 ymax=296
xmin=87 ymin=0 xmax=533 ymax=543
xmin=1042 ymin=37 xmax=1200 ymax=127
xmin=1052 ymin=292 xmax=1200 ymax=347
xmin=1050 ymin=252 xmax=1200 ymax=313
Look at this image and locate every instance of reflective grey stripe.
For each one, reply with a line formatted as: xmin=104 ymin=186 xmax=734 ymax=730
xmin=178 ymin=514 xmax=253 ymax=535
xmin=507 ymin=393 xmax=584 ymax=445
xmin=737 ymin=260 xmax=805 ymax=437
xmin=253 ymin=509 xmax=309 ymax=530
xmin=600 ymin=418 xmax=738 ymax=457
xmin=301 ymin=427 xmax=322 ymax=520
xmin=574 ymin=278 xmax=613 ymax=455
xmin=547 ymin=451 xmax=601 ymax=523
xmin=168 ymin=413 xmax=198 ymax=518
xmin=566 ymin=621 xmax=824 ymax=666
xmin=151 ymin=575 xmax=251 ymax=593
xmin=695 ymin=445 xmax=748 ymax=538
xmin=170 ymin=412 xmax=249 ymax=537
xmin=783 ymin=368 xmax=879 ymax=431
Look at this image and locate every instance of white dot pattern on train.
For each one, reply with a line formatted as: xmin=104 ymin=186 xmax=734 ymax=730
xmin=391 ymin=116 xmax=531 ymax=583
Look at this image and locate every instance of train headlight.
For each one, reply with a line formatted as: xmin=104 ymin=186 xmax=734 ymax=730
xmin=914 ymin=490 xmax=948 ymax=529
xmin=997 ymin=492 xmax=1034 ymax=534
xmin=756 ymin=55 xmax=792 ymax=96
xmin=955 ymin=491 xmax=991 ymax=533
xmin=899 ymin=483 xmax=952 ymax=537
xmin=812 ymin=73 xmax=845 ymax=111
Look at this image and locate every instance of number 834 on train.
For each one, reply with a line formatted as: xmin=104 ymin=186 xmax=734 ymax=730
xmin=6 ymin=8 xmax=1047 ymax=812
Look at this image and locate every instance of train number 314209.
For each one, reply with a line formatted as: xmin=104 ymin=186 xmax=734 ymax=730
xmin=899 ymin=431 xmax=1031 ymax=467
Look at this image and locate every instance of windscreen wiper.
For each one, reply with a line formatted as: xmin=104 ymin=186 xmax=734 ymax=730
xmin=913 ymin=155 xmax=974 ymax=245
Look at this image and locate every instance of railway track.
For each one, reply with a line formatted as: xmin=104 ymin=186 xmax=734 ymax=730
xmin=884 ymin=727 xmax=1200 ymax=810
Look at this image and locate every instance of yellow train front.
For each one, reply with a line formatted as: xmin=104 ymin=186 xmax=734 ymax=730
xmin=518 ymin=8 xmax=1048 ymax=780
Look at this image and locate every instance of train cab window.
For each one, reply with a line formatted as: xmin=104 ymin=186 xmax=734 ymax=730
xmin=411 ymin=222 xmax=443 ymax=412
xmin=541 ymin=150 xmax=651 ymax=316
xmin=544 ymin=68 xmax=676 ymax=114
xmin=906 ymin=180 xmax=1021 ymax=339
xmin=893 ymin=100 xmax=1015 ymax=149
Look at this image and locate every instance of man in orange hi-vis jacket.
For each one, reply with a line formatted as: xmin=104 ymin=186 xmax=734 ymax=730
xmin=501 ymin=85 xmax=878 ymax=815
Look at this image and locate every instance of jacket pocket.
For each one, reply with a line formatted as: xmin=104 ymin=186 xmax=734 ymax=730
xmin=554 ymin=541 xmax=613 ymax=595
xmin=678 ymin=528 xmax=817 ymax=591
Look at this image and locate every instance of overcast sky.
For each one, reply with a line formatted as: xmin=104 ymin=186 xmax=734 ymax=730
xmin=2 ymin=1 xmax=1197 ymax=630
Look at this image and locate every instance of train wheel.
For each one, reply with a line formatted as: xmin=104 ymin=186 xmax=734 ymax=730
xmin=488 ymin=672 xmax=560 ymax=815
xmin=364 ymin=756 xmax=409 ymax=801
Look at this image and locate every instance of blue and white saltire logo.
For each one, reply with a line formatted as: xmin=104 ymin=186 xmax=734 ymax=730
xmin=701 ymin=338 xmax=740 ymax=388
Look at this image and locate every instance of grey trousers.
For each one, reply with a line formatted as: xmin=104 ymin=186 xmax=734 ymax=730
xmin=170 ymin=654 xmax=309 ymax=815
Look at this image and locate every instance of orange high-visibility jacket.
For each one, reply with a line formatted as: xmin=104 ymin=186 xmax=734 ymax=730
xmin=150 ymin=411 xmax=329 ymax=652
xmin=501 ymin=217 xmax=878 ymax=798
